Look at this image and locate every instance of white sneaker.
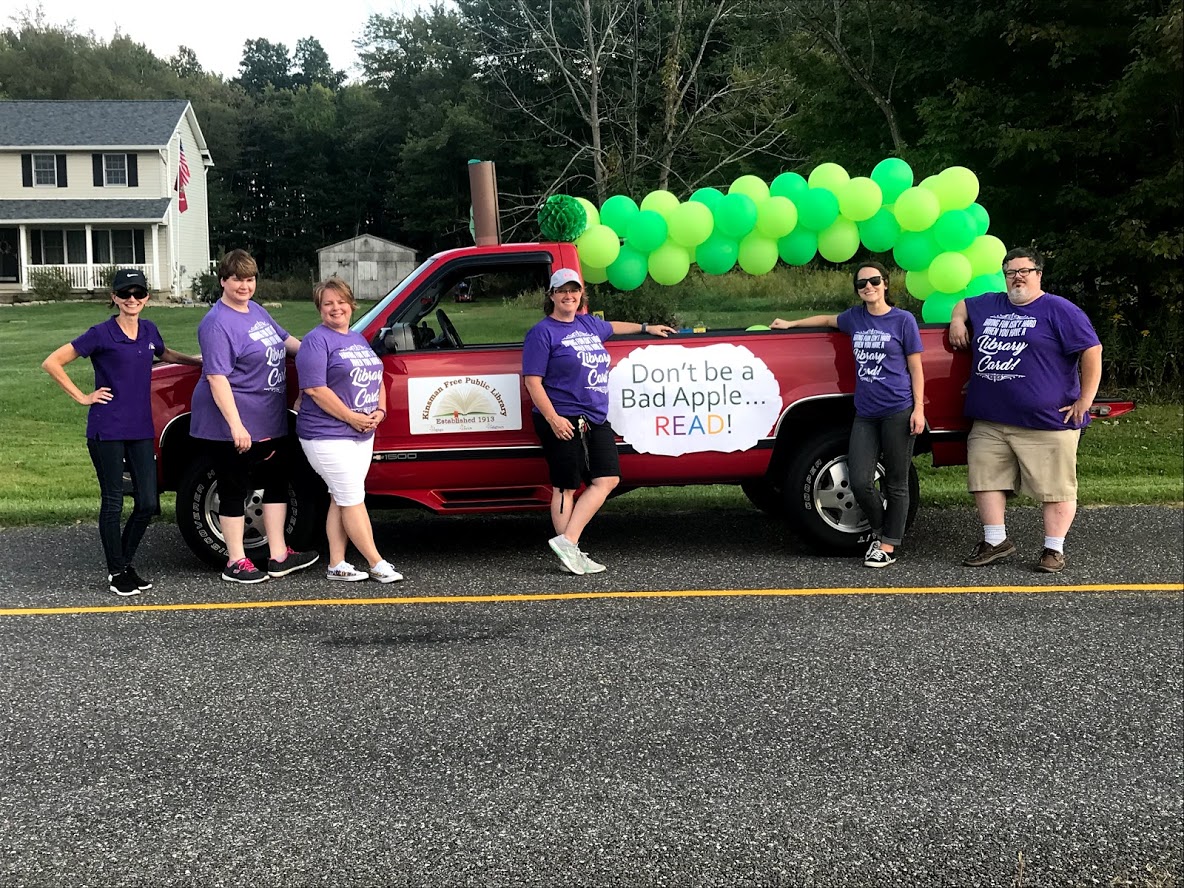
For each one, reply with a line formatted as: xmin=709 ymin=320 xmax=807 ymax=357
xmin=327 ymin=561 xmax=368 ymax=582
xmin=368 ymin=559 xmax=404 ymax=584
xmin=548 ymin=534 xmax=586 ymax=575
xmin=558 ymin=550 xmax=607 ymax=574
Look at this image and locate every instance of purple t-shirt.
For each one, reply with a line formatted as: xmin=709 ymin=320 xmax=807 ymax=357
xmin=964 ymin=291 xmax=1101 ymax=431
xmin=191 ymin=300 xmax=291 ymax=441
xmin=522 ymin=314 xmax=615 ymax=425
xmin=71 ymin=317 xmax=164 ymax=440
xmin=295 ymin=325 xmax=383 ymax=441
xmin=836 ymin=306 xmax=923 ymax=419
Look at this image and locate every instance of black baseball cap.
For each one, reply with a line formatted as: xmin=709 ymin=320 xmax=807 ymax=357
xmin=111 ymin=268 xmax=148 ymax=292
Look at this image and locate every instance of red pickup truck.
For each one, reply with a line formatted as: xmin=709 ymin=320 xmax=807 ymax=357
xmin=148 ymin=241 xmax=1123 ymax=566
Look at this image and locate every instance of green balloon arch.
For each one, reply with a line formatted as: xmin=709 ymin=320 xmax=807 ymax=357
xmin=536 ymin=160 xmax=1008 ymax=323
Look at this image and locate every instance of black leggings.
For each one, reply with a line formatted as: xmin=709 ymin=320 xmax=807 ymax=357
xmin=208 ymin=438 xmax=291 ymax=518
xmin=87 ymin=438 xmax=157 ymax=575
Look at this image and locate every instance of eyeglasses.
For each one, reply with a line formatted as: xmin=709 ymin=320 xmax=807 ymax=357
xmin=1003 ymin=267 xmax=1040 ymax=280
xmin=116 ymin=290 xmax=148 ymax=301
xmin=855 ymin=275 xmax=883 ymax=289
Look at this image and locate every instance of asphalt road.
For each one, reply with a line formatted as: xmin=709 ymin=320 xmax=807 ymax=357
xmin=1 ymin=504 xmax=1181 ymax=887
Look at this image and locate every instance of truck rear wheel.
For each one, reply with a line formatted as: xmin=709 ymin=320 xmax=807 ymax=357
xmin=783 ymin=429 xmax=919 ymax=552
xmin=176 ymin=453 xmax=326 ymax=568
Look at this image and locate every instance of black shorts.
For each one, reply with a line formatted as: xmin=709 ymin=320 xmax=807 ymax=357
xmin=207 ymin=437 xmax=292 ymax=518
xmin=532 ymin=412 xmax=620 ymax=491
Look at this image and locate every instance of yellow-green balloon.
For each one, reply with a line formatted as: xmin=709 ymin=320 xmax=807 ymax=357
xmin=893 ymin=186 xmax=941 ymax=232
xmin=817 ymin=217 xmax=860 ymax=262
xmin=581 ymin=263 xmax=608 ymax=284
xmin=641 ymin=189 xmax=680 ymax=219
xmin=668 ymin=201 xmax=715 ymax=248
xmin=964 ymin=234 xmax=1008 ymax=276
xmin=808 ymin=162 xmax=849 ymax=193
xmin=575 ymin=223 xmax=621 ymax=268
xmin=905 ymin=269 xmax=936 ymax=300
xmin=737 ymin=233 xmax=779 ymax=275
xmin=729 ymin=174 xmax=770 ymax=202
xmin=928 ymin=251 xmax=973 ymax=294
xmin=936 ymin=166 xmax=979 ymax=211
xmin=755 ymin=196 xmax=798 ymax=238
xmin=838 ymin=176 xmax=883 ymax=222
xmin=778 ymin=228 xmax=817 ymax=265
xmin=576 ymin=197 xmax=600 ymax=228
xmin=648 ymin=241 xmax=691 ymax=285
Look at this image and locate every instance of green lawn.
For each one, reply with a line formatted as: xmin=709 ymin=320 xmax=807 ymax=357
xmin=1 ymin=300 xmax=1180 ymax=527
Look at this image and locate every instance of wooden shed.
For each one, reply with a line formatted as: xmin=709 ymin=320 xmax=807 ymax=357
xmin=316 ymin=234 xmax=417 ymax=302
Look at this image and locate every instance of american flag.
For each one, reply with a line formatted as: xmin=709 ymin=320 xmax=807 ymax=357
xmin=175 ymin=139 xmax=190 ymax=213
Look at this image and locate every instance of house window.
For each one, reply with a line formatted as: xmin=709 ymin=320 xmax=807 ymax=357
xmin=103 ymin=154 xmax=127 ymax=186
xmin=92 ymin=229 xmax=144 ymax=265
xmin=29 ymin=230 xmax=87 ymax=265
xmin=33 ymin=154 xmax=57 ymax=187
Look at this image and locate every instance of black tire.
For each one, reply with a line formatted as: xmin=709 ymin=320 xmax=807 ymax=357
xmin=176 ymin=452 xmax=326 ymax=568
xmin=740 ymin=479 xmax=784 ymax=517
xmin=782 ymin=429 xmax=920 ymax=552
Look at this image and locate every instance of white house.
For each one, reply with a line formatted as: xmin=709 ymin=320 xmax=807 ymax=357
xmin=0 ymin=99 xmax=213 ymax=300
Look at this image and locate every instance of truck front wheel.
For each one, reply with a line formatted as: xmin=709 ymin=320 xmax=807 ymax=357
xmin=176 ymin=453 xmax=326 ymax=568
xmin=782 ymin=429 xmax=919 ymax=553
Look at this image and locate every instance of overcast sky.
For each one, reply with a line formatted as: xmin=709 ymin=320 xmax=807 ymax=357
xmin=21 ymin=0 xmax=434 ymax=79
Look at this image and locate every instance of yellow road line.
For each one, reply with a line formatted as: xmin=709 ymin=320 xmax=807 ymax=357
xmin=0 ymin=583 xmax=1180 ymax=617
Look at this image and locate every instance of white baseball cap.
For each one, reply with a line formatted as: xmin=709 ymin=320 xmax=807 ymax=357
xmin=549 ymin=268 xmax=583 ymax=290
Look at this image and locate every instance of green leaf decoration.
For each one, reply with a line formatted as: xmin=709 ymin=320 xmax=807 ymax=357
xmin=538 ymin=194 xmax=588 ymax=242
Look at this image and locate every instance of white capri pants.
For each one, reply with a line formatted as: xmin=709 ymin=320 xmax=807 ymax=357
xmin=299 ymin=436 xmax=374 ymax=507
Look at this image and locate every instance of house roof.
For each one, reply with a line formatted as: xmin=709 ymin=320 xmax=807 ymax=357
xmin=0 ymin=199 xmax=172 ymax=224
xmin=317 ymin=234 xmax=418 ymax=254
xmin=0 ymin=100 xmax=210 ymax=159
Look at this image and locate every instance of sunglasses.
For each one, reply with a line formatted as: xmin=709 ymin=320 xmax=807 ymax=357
xmin=115 ymin=290 xmax=148 ymax=301
xmin=855 ymin=275 xmax=884 ymax=289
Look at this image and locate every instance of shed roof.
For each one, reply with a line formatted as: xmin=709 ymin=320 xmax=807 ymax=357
xmin=317 ymin=234 xmax=417 ymax=254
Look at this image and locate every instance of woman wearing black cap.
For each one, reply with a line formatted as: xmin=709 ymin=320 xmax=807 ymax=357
xmin=42 ymin=268 xmax=203 ymax=596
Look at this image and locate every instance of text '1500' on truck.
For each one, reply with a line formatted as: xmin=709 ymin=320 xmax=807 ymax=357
xmin=149 ymin=240 xmax=1132 ymax=567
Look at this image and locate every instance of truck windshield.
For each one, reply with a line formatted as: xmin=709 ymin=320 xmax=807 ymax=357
xmin=352 ymin=256 xmax=437 ymax=333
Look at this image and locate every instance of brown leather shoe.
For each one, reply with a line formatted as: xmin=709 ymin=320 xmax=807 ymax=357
xmin=1036 ymin=548 xmax=1067 ymax=572
xmin=962 ymin=538 xmax=1017 ymax=566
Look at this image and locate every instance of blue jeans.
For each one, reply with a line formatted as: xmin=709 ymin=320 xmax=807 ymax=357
xmin=86 ymin=438 xmax=158 ymax=575
xmin=848 ymin=408 xmax=915 ymax=546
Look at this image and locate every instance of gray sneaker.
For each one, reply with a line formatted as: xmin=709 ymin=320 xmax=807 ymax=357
xmin=548 ymin=535 xmax=586 ymax=575
xmin=962 ymin=538 xmax=1017 ymax=566
xmin=579 ymin=551 xmax=607 ymax=574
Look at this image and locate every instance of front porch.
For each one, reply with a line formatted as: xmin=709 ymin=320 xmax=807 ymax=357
xmin=0 ymin=222 xmax=167 ymax=296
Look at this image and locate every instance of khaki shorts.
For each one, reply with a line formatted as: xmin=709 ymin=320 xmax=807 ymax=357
xmin=967 ymin=420 xmax=1080 ymax=502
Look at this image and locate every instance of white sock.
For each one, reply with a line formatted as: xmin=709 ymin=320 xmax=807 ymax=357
xmin=1043 ymin=536 xmax=1065 ymax=553
xmin=984 ymin=524 xmax=1007 ymax=546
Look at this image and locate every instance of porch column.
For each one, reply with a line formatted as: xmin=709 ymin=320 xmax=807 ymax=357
xmin=151 ymin=224 xmax=160 ymax=291
xmin=17 ymin=226 xmax=28 ymax=292
xmin=84 ymin=224 xmax=94 ymax=290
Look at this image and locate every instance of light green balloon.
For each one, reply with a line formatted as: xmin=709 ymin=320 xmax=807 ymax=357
xmin=755 ymin=196 xmax=798 ymax=239
xmin=807 ymin=162 xmax=850 ymax=193
xmin=937 ymin=166 xmax=980 ymax=211
xmin=625 ymin=210 xmax=669 ymax=253
xmin=838 ymin=176 xmax=883 ymax=222
xmin=746 ymin=324 xmax=772 ymax=331
xmin=893 ymin=186 xmax=941 ymax=232
xmin=928 ymin=251 xmax=973 ymax=293
xmin=581 ymin=263 xmax=608 ymax=284
xmin=905 ymin=269 xmax=936 ymax=300
xmin=738 ymin=233 xmax=779 ymax=275
xmin=575 ymin=223 xmax=621 ymax=268
xmin=796 ymin=188 xmax=840 ymax=231
xmin=893 ymin=229 xmax=940 ymax=271
xmin=729 ymin=174 xmax=770 ymax=203
xmin=870 ymin=157 xmax=914 ymax=204
xmin=770 ymin=172 xmax=809 ymax=201
xmin=599 ymin=195 xmax=639 ymax=237
xmin=667 ymin=201 xmax=715 ymax=248
xmin=921 ymin=291 xmax=963 ymax=323
xmin=714 ymin=193 xmax=758 ymax=239
xmin=695 ymin=233 xmax=739 ymax=275
xmin=817 ymin=217 xmax=860 ymax=263
xmin=966 ymin=202 xmax=990 ymax=237
xmin=964 ymin=234 xmax=1008 ymax=276
xmin=606 ymin=246 xmax=649 ymax=291
xmin=648 ymin=241 xmax=691 ymax=285
xmin=576 ymin=197 xmax=600 ymax=228
xmin=778 ymin=228 xmax=818 ymax=265
xmin=966 ymin=271 xmax=1006 ymax=296
xmin=858 ymin=208 xmax=901 ymax=252
xmin=640 ymin=189 xmax=681 ymax=219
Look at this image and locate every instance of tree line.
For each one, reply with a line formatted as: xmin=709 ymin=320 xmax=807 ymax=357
xmin=1 ymin=0 xmax=1179 ymax=385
